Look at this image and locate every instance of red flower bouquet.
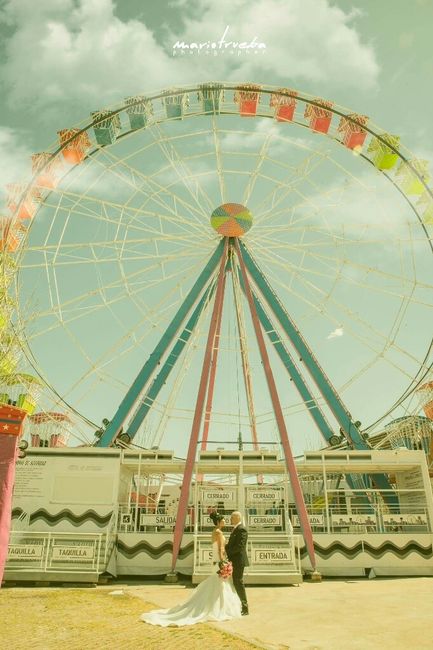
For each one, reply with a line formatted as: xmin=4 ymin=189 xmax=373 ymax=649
xmin=217 ymin=560 xmax=233 ymax=580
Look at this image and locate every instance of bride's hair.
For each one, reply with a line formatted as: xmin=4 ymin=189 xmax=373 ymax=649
xmin=209 ymin=511 xmax=224 ymax=525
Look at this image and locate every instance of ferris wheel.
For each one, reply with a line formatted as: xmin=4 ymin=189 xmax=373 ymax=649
xmin=1 ymin=81 xmax=432 ymax=459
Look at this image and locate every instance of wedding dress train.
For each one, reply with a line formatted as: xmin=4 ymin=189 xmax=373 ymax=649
xmin=140 ymin=542 xmax=242 ymax=627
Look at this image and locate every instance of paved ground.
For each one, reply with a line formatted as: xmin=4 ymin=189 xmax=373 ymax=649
xmin=1 ymin=577 xmax=433 ymax=650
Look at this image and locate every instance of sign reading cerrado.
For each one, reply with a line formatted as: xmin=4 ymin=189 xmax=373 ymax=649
xmin=173 ymin=26 xmax=267 ymax=55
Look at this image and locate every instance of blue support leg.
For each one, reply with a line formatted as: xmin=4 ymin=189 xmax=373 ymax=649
xmin=127 ymin=281 xmax=216 ymax=438
xmin=240 ymin=241 xmax=366 ymax=448
xmin=97 ymin=240 xmax=225 ymax=447
xmin=239 ymin=271 xmax=335 ymax=442
xmin=240 ymin=242 xmax=397 ymax=505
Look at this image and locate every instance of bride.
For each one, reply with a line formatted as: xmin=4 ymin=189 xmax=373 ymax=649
xmin=140 ymin=512 xmax=242 ymax=626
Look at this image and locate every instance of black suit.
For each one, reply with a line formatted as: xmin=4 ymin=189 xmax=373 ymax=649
xmin=226 ymin=524 xmax=249 ymax=612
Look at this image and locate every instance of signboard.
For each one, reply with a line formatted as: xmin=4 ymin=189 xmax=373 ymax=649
xmin=331 ymin=514 xmax=377 ymax=526
xmin=14 ymin=459 xmax=48 ymax=499
xmin=139 ymin=514 xmax=191 ymax=526
xmin=8 ymin=544 xmax=44 ymax=559
xmin=246 ymin=488 xmax=282 ymax=503
xmin=121 ymin=514 xmax=132 ymax=525
xmin=199 ymin=547 xmax=213 ymax=564
xmin=52 ymin=545 xmax=94 ymax=561
xmin=293 ymin=514 xmax=324 ymax=527
xmin=252 ymin=546 xmax=293 ymax=564
xmin=201 ymin=514 xmax=215 ymax=526
xmin=248 ymin=514 xmax=281 ymax=527
xmin=13 ymin=454 xmax=120 ymax=507
xmin=200 ymin=489 xmax=236 ymax=504
xmin=396 ymin=470 xmax=426 ymax=509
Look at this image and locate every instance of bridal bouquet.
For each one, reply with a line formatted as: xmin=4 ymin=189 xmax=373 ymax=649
xmin=217 ymin=560 xmax=233 ymax=580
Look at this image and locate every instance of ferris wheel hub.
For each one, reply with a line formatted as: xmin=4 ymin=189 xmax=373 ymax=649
xmin=210 ymin=203 xmax=252 ymax=237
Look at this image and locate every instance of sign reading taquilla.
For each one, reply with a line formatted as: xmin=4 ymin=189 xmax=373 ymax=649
xmin=52 ymin=545 xmax=95 ymax=561
xmin=8 ymin=544 xmax=44 ymax=559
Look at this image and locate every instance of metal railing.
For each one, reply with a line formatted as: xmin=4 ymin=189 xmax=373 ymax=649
xmin=6 ymin=530 xmax=110 ymax=574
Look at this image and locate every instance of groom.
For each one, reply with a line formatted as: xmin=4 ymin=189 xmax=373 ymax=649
xmin=225 ymin=511 xmax=249 ymax=615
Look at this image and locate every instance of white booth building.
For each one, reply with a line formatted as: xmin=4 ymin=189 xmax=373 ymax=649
xmin=5 ymin=446 xmax=433 ymax=584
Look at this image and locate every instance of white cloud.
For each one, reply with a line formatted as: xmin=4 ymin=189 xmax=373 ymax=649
xmin=0 ymin=0 xmax=379 ymax=121
xmin=169 ymin=0 xmax=379 ymax=89
xmin=0 ymin=127 xmax=32 ymax=209
xmin=0 ymin=0 xmax=182 ymax=117
xmin=327 ymin=326 xmax=344 ymax=339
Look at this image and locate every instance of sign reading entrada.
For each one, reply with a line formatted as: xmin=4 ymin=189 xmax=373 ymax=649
xmin=173 ymin=26 xmax=267 ymax=56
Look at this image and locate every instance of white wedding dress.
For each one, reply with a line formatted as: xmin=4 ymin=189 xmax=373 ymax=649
xmin=140 ymin=541 xmax=242 ymax=627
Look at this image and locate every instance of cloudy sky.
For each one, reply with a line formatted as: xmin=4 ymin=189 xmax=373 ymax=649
xmin=1 ymin=0 xmax=432 ymax=156
xmin=1 ymin=0 xmax=432 ymax=451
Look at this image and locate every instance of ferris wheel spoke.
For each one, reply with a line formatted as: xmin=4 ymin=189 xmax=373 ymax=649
xmin=242 ymin=128 xmax=278 ymax=207
xmin=254 ymin=148 xmax=371 ymax=230
xmin=253 ymin=182 xmax=357 ymax=235
xmin=90 ymin=145 xmax=207 ymax=229
xmin=25 ymin=250 xmax=209 ymax=331
xmin=133 ymin=157 xmax=215 ymax=226
xmin=146 ymin=122 xmax=215 ymax=216
xmin=255 ymin=179 xmax=349 ymax=235
xmin=253 ymin=148 xmax=330 ymax=223
xmin=297 ymin=247 xmax=430 ymax=303
xmin=64 ymin=279 xmax=215 ymax=403
xmin=256 ymin=245 xmax=426 ymax=376
xmin=40 ymin=186 xmax=206 ymax=240
xmin=212 ymin=115 xmax=227 ymax=205
xmin=21 ymin=237 xmax=209 ymax=269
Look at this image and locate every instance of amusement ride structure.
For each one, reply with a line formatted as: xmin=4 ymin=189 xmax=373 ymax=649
xmin=1 ymin=82 xmax=433 ymax=582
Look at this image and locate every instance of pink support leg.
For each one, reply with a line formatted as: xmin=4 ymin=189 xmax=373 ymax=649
xmin=171 ymin=239 xmax=229 ymax=571
xmin=235 ymin=240 xmax=317 ymax=571
xmin=201 ymin=274 xmax=226 ymax=451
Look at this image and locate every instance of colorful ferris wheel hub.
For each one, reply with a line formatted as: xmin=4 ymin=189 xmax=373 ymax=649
xmin=210 ymin=203 xmax=252 ymax=237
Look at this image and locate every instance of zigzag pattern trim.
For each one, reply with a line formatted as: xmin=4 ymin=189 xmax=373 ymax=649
xmin=11 ymin=508 xmax=113 ymax=528
xmin=117 ymin=539 xmax=194 ymax=560
xmin=299 ymin=540 xmax=433 ymax=560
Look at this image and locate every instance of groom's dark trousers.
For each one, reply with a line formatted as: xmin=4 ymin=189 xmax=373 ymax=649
xmin=226 ymin=524 xmax=249 ymax=612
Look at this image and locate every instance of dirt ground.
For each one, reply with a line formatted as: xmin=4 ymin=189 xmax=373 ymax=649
xmin=1 ymin=577 xmax=433 ymax=650
xmin=0 ymin=586 xmax=261 ymax=650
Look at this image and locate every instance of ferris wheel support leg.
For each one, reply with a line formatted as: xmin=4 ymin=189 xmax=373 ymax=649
xmin=171 ymin=239 xmax=229 ymax=572
xmin=239 ymin=241 xmax=367 ymax=449
xmin=234 ymin=239 xmax=318 ymax=573
xmin=232 ymin=263 xmax=262 ymax=482
xmin=127 ymin=282 xmax=216 ymax=438
xmin=244 ymin=279 xmax=372 ymax=504
xmin=239 ymin=242 xmax=398 ymax=507
xmin=201 ymin=274 xmax=226 ymax=451
xmin=237 ymin=268 xmax=335 ymax=443
xmin=97 ymin=239 xmax=226 ymax=447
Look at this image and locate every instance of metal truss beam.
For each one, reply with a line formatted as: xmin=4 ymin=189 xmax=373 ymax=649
xmin=97 ymin=239 xmax=225 ymax=447
xmin=127 ymin=281 xmax=216 ymax=438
